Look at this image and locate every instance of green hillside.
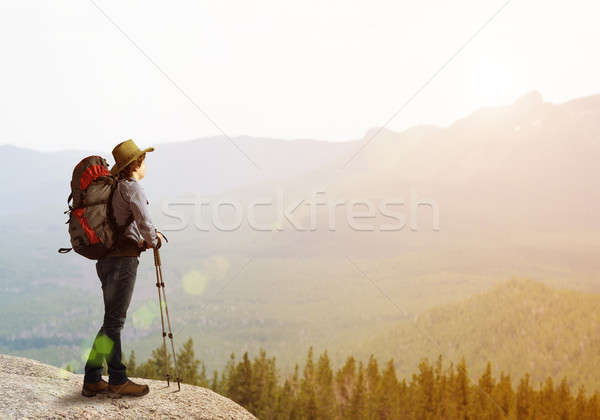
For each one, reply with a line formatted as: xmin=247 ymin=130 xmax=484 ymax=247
xmin=356 ymin=279 xmax=600 ymax=392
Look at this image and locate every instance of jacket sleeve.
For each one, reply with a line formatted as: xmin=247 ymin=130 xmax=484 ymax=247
xmin=127 ymin=182 xmax=159 ymax=247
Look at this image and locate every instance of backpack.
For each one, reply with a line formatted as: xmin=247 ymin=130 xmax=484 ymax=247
xmin=58 ymin=155 xmax=132 ymax=259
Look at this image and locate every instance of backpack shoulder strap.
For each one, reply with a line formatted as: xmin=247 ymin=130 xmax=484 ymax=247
xmin=109 ymin=178 xmax=134 ymax=235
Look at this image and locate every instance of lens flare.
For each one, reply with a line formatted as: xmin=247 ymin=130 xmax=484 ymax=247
xmin=208 ymin=255 xmax=230 ymax=277
xmin=183 ymin=270 xmax=208 ymax=295
xmin=80 ymin=348 xmax=92 ymax=363
xmin=95 ymin=334 xmax=114 ymax=355
xmin=132 ymin=301 xmax=157 ymax=329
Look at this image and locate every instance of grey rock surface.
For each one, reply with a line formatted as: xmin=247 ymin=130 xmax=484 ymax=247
xmin=0 ymin=354 xmax=256 ymax=420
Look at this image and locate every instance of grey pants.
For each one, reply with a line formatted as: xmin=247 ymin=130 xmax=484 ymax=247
xmin=84 ymin=255 xmax=139 ymax=384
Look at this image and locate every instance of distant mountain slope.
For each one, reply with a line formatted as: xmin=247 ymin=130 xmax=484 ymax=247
xmin=0 ymin=135 xmax=359 ymax=214
xmin=2 ymin=91 xmax=600 ymax=375
xmin=0 ymin=145 xmax=95 ymax=215
xmin=356 ymin=279 xmax=600 ymax=392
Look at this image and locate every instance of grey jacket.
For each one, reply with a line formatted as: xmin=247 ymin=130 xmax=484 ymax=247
xmin=106 ymin=176 xmax=158 ymax=256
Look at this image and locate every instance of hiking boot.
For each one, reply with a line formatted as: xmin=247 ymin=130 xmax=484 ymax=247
xmin=81 ymin=379 xmax=110 ymax=397
xmin=108 ymin=379 xmax=150 ymax=397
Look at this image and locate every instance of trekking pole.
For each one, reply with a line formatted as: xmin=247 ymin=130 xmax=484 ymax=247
xmin=153 ymin=248 xmax=171 ymax=386
xmin=153 ymin=247 xmax=181 ymax=391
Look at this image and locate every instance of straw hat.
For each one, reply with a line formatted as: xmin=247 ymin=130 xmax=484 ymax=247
xmin=110 ymin=139 xmax=155 ymax=176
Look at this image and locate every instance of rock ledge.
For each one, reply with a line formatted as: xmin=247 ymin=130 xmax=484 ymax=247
xmin=0 ymin=354 xmax=255 ymax=419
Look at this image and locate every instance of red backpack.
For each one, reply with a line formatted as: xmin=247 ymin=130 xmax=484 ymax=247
xmin=58 ymin=155 xmax=131 ymax=259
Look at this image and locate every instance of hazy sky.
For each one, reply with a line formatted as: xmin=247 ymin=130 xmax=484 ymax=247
xmin=1 ymin=1 xmax=599 ymax=152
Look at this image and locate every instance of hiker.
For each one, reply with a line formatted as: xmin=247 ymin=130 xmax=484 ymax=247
xmin=82 ymin=139 xmax=166 ymax=398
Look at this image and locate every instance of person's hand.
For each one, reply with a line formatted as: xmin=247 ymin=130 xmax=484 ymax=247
xmin=154 ymin=230 xmax=168 ymax=249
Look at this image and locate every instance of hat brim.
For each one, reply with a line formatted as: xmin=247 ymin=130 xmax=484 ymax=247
xmin=110 ymin=146 xmax=154 ymax=176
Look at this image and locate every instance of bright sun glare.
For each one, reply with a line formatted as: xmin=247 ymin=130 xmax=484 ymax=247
xmin=465 ymin=52 xmax=522 ymax=108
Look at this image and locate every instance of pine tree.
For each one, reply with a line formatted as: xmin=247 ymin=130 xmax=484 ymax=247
xmin=210 ymin=369 xmax=220 ymax=393
xmin=275 ymin=378 xmax=296 ymax=420
xmin=539 ymin=376 xmax=555 ymax=419
xmin=373 ymin=359 xmax=399 ymax=420
xmin=434 ymin=362 xmax=459 ymax=419
xmin=454 ymin=357 xmax=470 ymax=420
xmin=397 ymin=378 xmax=410 ymax=417
xmin=433 ymin=355 xmax=448 ymax=419
xmin=229 ymin=352 xmax=253 ymax=409
xmin=516 ymin=373 xmax=532 ymax=420
xmin=289 ymin=364 xmax=301 ymax=420
xmin=127 ymin=350 xmax=137 ymax=377
xmin=349 ymin=362 xmax=367 ymax=420
xmin=365 ymin=354 xmax=381 ymax=418
xmin=586 ymin=393 xmax=600 ymax=420
xmin=315 ymin=350 xmax=335 ymax=419
xmin=336 ymin=356 xmax=357 ymax=419
xmin=493 ymin=372 xmax=514 ymax=419
xmin=198 ymin=362 xmax=209 ymax=388
xmin=251 ymin=349 xmax=278 ymax=419
xmin=135 ymin=344 xmax=173 ymax=381
xmin=176 ymin=338 xmax=201 ymax=385
xmin=299 ymin=347 xmax=318 ymax=420
xmin=556 ymin=377 xmax=572 ymax=420
xmin=575 ymin=385 xmax=587 ymax=420
xmin=475 ymin=361 xmax=498 ymax=420
xmin=291 ymin=363 xmax=300 ymax=394
xmin=223 ymin=352 xmax=236 ymax=398
xmin=156 ymin=344 xmax=174 ymax=381
xmin=415 ymin=357 xmax=435 ymax=419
